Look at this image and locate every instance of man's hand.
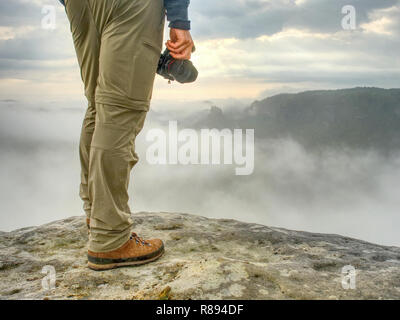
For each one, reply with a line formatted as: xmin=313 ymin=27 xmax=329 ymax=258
xmin=166 ymin=28 xmax=194 ymax=60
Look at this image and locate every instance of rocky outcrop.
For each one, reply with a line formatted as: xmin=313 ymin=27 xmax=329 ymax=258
xmin=0 ymin=212 xmax=399 ymax=300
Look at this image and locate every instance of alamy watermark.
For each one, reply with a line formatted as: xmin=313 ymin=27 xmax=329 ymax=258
xmin=41 ymin=265 xmax=56 ymax=290
xmin=341 ymin=265 xmax=356 ymax=290
xmin=41 ymin=5 xmax=57 ymax=30
xmin=146 ymin=121 xmax=255 ymax=176
xmin=341 ymin=5 xmax=356 ymax=30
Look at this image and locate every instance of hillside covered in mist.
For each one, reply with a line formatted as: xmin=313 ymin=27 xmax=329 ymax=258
xmin=1 ymin=87 xmax=400 ymax=247
xmin=190 ymin=87 xmax=400 ymax=153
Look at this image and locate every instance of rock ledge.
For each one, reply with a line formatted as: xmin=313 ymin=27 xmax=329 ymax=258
xmin=0 ymin=212 xmax=399 ymax=300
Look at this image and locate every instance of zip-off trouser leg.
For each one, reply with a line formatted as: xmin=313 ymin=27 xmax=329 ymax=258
xmin=65 ymin=0 xmax=165 ymax=252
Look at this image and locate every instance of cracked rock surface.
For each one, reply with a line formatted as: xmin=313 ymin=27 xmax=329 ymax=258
xmin=0 ymin=212 xmax=399 ymax=300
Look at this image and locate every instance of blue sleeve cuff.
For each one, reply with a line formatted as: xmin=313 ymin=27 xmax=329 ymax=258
xmin=169 ymin=20 xmax=191 ymax=30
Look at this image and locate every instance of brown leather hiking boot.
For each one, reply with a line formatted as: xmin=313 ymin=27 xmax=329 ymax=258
xmin=87 ymin=233 xmax=164 ymax=271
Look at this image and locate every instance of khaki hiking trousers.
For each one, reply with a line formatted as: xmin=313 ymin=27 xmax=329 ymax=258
xmin=65 ymin=0 xmax=165 ymax=252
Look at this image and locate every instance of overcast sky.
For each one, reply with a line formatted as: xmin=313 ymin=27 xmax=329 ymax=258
xmin=0 ymin=0 xmax=399 ymax=108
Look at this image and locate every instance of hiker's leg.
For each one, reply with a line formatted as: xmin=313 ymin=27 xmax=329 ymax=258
xmin=64 ymin=0 xmax=101 ymax=221
xmin=88 ymin=105 xmax=147 ymax=252
xmin=88 ymin=0 xmax=165 ymax=252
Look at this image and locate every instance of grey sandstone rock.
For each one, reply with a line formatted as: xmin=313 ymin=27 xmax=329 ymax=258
xmin=0 ymin=212 xmax=399 ymax=300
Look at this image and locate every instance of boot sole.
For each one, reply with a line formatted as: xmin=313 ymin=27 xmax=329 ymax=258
xmin=87 ymin=247 xmax=164 ymax=271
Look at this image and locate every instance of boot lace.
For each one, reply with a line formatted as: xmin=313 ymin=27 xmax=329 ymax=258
xmin=130 ymin=232 xmax=151 ymax=246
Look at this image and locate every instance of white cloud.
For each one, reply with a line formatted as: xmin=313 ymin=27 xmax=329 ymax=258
xmin=0 ymin=26 xmax=36 ymax=40
xmin=361 ymin=5 xmax=400 ymax=35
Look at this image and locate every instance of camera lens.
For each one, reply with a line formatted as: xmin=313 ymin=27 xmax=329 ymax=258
xmin=169 ymin=60 xmax=198 ymax=84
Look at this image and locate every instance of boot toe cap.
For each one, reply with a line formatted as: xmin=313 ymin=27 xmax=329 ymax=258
xmin=149 ymin=238 xmax=163 ymax=250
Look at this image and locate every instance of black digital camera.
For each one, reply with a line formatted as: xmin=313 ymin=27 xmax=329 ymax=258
xmin=157 ymin=48 xmax=198 ymax=84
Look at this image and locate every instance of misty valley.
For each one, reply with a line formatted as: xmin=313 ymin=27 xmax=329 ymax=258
xmin=0 ymin=87 xmax=399 ymax=246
